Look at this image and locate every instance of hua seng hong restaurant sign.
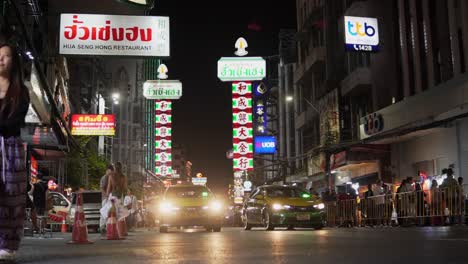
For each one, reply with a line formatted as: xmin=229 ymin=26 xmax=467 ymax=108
xmin=71 ymin=114 xmax=115 ymax=136
xmin=59 ymin=14 xmax=170 ymax=57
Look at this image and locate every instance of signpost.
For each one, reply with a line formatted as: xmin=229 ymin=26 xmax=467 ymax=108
xmin=217 ymin=37 xmax=265 ymax=204
xmin=151 ymin=64 xmax=182 ymax=178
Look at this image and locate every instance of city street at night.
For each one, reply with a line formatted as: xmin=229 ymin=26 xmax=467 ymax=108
xmin=17 ymin=227 xmax=468 ymax=264
xmin=1 ymin=0 xmax=468 ymax=262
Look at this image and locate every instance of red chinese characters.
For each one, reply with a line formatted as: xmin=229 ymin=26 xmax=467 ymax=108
xmin=64 ymin=15 xmax=152 ymax=42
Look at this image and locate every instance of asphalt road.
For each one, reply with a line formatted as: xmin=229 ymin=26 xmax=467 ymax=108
xmin=16 ymin=226 xmax=468 ymax=264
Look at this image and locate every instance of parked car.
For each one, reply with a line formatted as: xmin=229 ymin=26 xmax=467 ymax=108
xmin=69 ymin=191 xmax=102 ymax=232
xmin=43 ymin=192 xmax=71 ymax=231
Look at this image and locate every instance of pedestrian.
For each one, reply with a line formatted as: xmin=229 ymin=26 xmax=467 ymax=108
xmin=124 ymin=189 xmax=138 ymax=231
xmin=33 ymin=177 xmax=48 ymax=216
xmin=107 ymin=161 xmax=128 ymax=237
xmin=415 ymin=183 xmax=427 ymax=226
xmin=0 ymin=41 xmax=30 ymax=261
xmin=372 ymin=180 xmax=385 ymax=225
xmin=430 ymin=180 xmax=442 ymax=226
xmin=458 ymin=177 xmax=465 ymax=224
xmin=99 ymin=164 xmax=114 ymax=236
xmin=363 ymin=184 xmax=374 ymax=226
xmin=441 ymin=168 xmax=458 ymax=224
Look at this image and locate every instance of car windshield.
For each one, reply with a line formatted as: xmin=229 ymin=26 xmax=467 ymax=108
xmin=166 ymin=186 xmax=211 ymax=198
xmin=266 ymin=187 xmax=306 ymax=198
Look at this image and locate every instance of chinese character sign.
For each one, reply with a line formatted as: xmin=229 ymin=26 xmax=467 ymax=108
xmin=155 ymin=100 xmax=172 ymax=177
xmin=253 ymin=83 xmax=269 ymax=135
xmin=232 ymin=82 xmax=254 ymax=172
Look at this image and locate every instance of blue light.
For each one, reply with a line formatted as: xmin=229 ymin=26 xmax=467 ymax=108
xmin=254 ymin=136 xmax=276 ymax=154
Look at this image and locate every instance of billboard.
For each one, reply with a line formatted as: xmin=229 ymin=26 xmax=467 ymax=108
xmin=344 ymin=16 xmax=379 ymax=52
xmin=254 ymin=136 xmax=276 ymax=154
xmin=59 ymin=14 xmax=170 ymax=57
xmin=71 ymin=114 xmax=115 ymax=136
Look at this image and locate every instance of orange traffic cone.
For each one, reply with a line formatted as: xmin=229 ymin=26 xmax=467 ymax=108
xmin=61 ymin=219 xmax=68 ymax=233
xmin=67 ymin=192 xmax=93 ymax=244
xmin=106 ymin=199 xmax=120 ymax=240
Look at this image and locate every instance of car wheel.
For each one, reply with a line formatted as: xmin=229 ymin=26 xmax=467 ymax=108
xmin=212 ymin=226 xmax=221 ymax=232
xmin=243 ymin=214 xmax=252 ymax=230
xmin=159 ymin=226 xmax=169 ymax=233
xmin=205 ymin=226 xmax=213 ymax=232
xmin=287 ymin=225 xmax=295 ymax=230
xmin=313 ymin=225 xmax=323 ymax=230
xmin=263 ymin=211 xmax=275 ymax=231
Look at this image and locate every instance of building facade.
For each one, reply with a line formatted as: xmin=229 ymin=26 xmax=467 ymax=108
xmin=290 ymin=0 xmax=468 ymax=194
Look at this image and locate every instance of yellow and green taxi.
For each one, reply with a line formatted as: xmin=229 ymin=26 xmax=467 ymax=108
xmin=158 ymin=184 xmax=224 ymax=233
xmin=242 ymin=185 xmax=325 ymax=230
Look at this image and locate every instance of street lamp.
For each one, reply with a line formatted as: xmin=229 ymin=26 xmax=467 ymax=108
xmin=285 ymin=95 xmax=294 ymax=102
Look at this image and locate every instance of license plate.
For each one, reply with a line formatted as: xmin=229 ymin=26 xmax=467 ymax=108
xmin=296 ymin=213 xmax=310 ymax=221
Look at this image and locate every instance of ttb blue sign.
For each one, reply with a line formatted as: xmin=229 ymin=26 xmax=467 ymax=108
xmin=254 ymin=136 xmax=276 ymax=154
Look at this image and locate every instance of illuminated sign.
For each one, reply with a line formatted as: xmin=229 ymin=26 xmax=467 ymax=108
xmin=217 ymin=57 xmax=266 ymax=81
xmin=59 ymin=14 xmax=170 ymax=57
xmin=143 ymin=80 xmax=182 ymax=100
xmin=253 ymin=83 xmax=269 ymax=135
xmin=254 ymin=136 xmax=276 ymax=154
xmin=155 ymin=100 xmax=172 ymax=177
xmin=232 ymin=82 xmax=254 ymax=172
xmin=71 ymin=114 xmax=115 ymax=136
xmin=192 ymin=177 xmax=207 ymax=186
xmin=344 ymin=16 xmax=379 ymax=52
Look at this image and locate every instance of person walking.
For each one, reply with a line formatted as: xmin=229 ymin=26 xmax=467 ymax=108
xmin=124 ymin=189 xmax=138 ymax=231
xmin=99 ymin=164 xmax=114 ymax=236
xmin=107 ymin=162 xmax=128 ymax=238
xmin=0 ymin=42 xmax=30 ymax=261
xmin=441 ymin=168 xmax=459 ymax=224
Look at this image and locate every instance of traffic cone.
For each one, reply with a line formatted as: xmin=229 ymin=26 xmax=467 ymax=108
xmin=106 ymin=200 xmax=120 ymax=240
xmin=61 ymin=219 xmax=67 ymax=233
xmin=67 ymin=192 xmax=93 ymax=244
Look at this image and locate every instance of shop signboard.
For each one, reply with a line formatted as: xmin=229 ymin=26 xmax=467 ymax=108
xmin=254 ymin=136 xmax=276 ymax=154
xmin=143 ymin=80 xmax=182 ymax=100
xmin=344 ymin=16 xmax=379 ymax=52
xmin=71 ymin=114 xmax=115 ymax=136
xmin=59 ymin=14 xmax=170 ymax=57
xmin=217 ymin=57 xmax=266 ymax=81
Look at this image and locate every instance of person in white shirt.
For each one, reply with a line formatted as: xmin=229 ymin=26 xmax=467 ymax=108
xmin=124 ymin=189 xmax=138 ymax=231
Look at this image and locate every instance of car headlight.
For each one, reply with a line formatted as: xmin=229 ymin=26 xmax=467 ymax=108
xmin=272 ymin=203 xmax=283 ymax=210
xmin=313 ymin=203 xmax=325 ymax=210
xmin=209 ymin=201 xmax=223 ymax=212
xmin=159 ymin=201 xmax=175 ymax=213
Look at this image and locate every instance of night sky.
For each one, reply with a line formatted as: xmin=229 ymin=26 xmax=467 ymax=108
xmin=150 ymin=1 xmax=297 ymax=194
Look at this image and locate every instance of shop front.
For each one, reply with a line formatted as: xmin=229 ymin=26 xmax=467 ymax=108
xmin=330 ymin=144 xmax=390 ymax=195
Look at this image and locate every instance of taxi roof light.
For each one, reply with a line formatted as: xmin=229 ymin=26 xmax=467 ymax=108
xmin=302 ymin=193 xmax=311 ymax=198
xmin=202 ymin=191 xmax=209 ymax=197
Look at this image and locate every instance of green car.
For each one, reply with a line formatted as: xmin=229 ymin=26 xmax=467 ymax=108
xmin=242 ymin=185 xmax=325 ymax=230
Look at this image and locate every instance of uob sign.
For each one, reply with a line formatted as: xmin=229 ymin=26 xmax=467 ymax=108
xmin=344 ymin=16 xmax=379 ymax=52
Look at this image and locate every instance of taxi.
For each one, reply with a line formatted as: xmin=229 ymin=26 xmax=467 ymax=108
xmin=242 ymin=185 xmax=325 ymax=230
xmin=158 ymin=184 xmax=223 ymax=232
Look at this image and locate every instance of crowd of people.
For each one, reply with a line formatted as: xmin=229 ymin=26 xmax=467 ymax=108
xmin=318 ymin=168 xmax=466 ymax=227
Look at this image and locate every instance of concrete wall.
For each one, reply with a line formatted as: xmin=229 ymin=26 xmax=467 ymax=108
xmin=391 ymin=127 xmax=459 ymax=181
